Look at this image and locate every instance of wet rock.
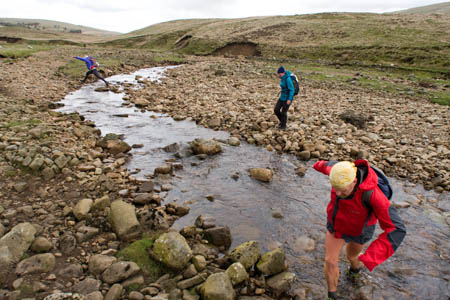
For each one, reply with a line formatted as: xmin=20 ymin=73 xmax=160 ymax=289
xmin=200 ymin=272 xmax=235 ymax=300
xmin=295 ymin=166 xmax=307 ymax=177
xmin=132 ymin=193 xmax=153 ymax=205
xmin=109 ymin=200 xmax=140 ymax=240
xmin=271 ymin=208 xmax=283 ymax=219
xmin=292 ymin=236 xmax=316 ymax=252
xmin=0 ymin=222 xmax=36 ymax=263
xmin=105 ymin=140 xmax=131 ymax=155
xmin=249 ymin=168 xmax=273 ymax=182
xmin=139 ymin=181 xmax=155 ymax=192
xmin=152 ymin=231 xmax=192 ymax=270
xmin=226 ymin=262 xmax=249 ymax=285
xmin=166 ymin=202 xmax=190 ymax=217
xmin=256 ymin=248 xmax=286 ymax=276
xmin=15 ymin=253 xmax=56 ymax=275
xmin=195 ymin=215 xmax=216 ymax=229
xmin=31 ymin=236 xmax=53 ymax=253
xmin=204 ymin=226 xmax=232 ymax=249
xmin=297 ymin=151 xmax=311 ymax=161
xmin=229 ymin=137 xmax=240 ymax=146
xmin=155 ymin=164 xmax=173 ymax=175
xmin=266 ymin=272 xmax=296 ymax=297
xmin=73 ymin=198 xmax=93 ymax=221
xmin=102 ymin=261 xmax=140 ymax=284
xmin=73 ymin=278 xmax=101 ymax=294
xmin=229 ymin=241 xmax=261 ymax=269
xmin=190 ymin=138 xmax=222 ymax=155
xmin=89 ymin=254 xmax=117 ymax=275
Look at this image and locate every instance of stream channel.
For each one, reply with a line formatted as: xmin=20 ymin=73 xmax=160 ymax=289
xmin=56 ymin=67 xmax=449 ymax=300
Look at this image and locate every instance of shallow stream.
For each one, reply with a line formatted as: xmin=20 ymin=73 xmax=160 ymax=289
xmin=57 ymin=67 xmax=449 ymax=300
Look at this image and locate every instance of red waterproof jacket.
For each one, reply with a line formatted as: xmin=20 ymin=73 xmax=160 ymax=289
xmin=314 ymin=159 xmax=406 ymax=271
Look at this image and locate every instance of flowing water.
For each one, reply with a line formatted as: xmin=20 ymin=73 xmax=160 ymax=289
xmin=57 ymin=67 xmax=450 ymax=300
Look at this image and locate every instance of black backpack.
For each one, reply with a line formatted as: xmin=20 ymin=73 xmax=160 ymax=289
xmin=362 ymin=166 xmax=393 ymax=212
xmin=290 ymin=73 xmax=300 ymax=96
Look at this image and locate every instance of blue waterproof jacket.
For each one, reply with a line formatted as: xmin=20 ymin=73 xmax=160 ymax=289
xmin=75 ymin=56 xmax=96 ymax=70
xmin=279 ymin=70 xmax=295 ymax=101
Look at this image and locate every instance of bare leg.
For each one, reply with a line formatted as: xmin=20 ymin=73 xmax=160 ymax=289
xmin=324 ymin=231 xmax=346 ymax=292
xmin=346 ymin=241 xmax=364 ymax=270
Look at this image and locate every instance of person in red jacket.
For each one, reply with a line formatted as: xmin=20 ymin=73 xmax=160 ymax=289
xmin=313 ymin=160 xmax=406 ymax=300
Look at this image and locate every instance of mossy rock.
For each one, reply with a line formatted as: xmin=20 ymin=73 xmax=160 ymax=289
xmin=117 ymin=238 xmax=169 ymax=282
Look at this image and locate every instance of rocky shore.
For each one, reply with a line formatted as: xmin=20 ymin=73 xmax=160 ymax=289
xmin=127 ymin=57 xmax=449 ymax=192
xmin=0 ymin=48 xmax=448 ymax=300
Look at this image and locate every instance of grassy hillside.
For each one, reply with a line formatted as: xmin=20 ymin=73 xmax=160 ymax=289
xmin=0 ymin=18 xmax=119 ymax=36
xmin=106 ymin=13 xmax=450 ymax=71
xmin=393 ymin=1 xmax=450 ymax=14
xmin=1 ymin=12 xmax=449 ymax=105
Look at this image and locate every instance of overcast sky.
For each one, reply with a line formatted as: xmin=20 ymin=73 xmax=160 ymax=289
xmin=2 ymin=0 xmax=447 ymax=33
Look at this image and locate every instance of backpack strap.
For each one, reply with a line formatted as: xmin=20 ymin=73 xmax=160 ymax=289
xmin=362 ymin=190 xmax=373 ymax=211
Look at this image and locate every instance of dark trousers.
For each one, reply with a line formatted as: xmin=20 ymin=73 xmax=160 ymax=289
xmin=274 ymin=99 xmax=290 ymax=128
xmin=82 ymin=69 xmax=109 ymax=85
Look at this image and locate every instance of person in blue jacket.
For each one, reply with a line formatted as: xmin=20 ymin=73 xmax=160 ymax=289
xmin=274 ymin=66 xmax=294 ymax=130
xmin=74 ymin=56 xmax=109 ymax=86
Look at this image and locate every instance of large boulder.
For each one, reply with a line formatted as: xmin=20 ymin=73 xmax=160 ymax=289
xmin=256 ymin=248 xmax=286 ymax=276
xmin=108 ymin=200 xmax=140 ymax=240
xmin=15 ymin=253 xmax=56 ymax=275
xmin=89 ymin=254 xmax=117 ymax=275
xmin=0 ymin=223 xmax=36 ymax=263
xmin=190 ymin=139 xmax=222 ymax=155
xmin=102 ymin=261 xmax=141 ymax=284
xmin=229 ymin=241 xmax=260 ymax=270
xmin=152 ymin=232 xmax=192 ymax=270
xmin=200 ymin=272 xmax=235 ymax=300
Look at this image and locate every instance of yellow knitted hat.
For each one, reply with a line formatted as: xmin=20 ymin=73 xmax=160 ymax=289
xmin=329 ymin=161 xmax=357 ymax=189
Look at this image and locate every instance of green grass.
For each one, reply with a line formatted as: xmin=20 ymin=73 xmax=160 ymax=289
xmin=430 ymin=91 xmax=450 ymax=105
xmin=0 ymin=44 xmax=54 ymax=59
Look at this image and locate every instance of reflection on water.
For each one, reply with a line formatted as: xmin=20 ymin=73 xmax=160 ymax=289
xmin=57 ymin=67 xmax=449 ymax=300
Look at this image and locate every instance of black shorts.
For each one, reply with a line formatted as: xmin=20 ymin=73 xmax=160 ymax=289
xmin=327 ymin=222 xmax=375 ymax=245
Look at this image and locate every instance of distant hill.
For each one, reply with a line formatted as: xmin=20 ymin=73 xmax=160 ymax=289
xmin=392 ymin=1 xmax=450 ymax=14
xmin=0 ymin=18 xmax=119 ymax=36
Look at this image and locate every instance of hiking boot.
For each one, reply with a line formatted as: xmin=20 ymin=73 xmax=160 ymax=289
xmin=327 ymin=291 xmax=338 ymax=300
xmin=346 ymin=267 xmax=364 ymax=286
